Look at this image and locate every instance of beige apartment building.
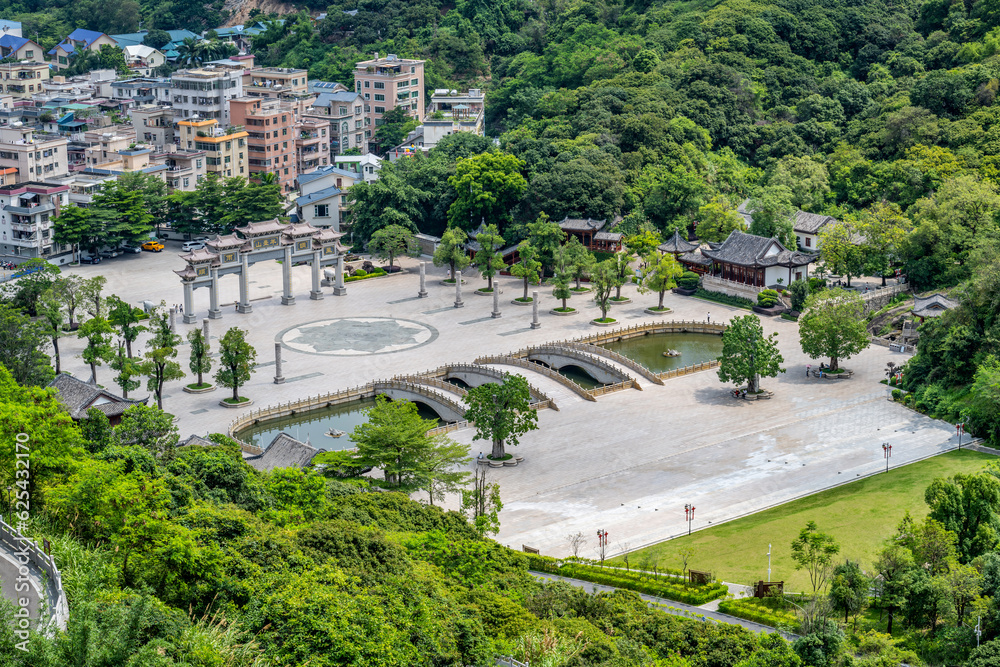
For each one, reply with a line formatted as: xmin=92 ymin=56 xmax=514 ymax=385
xmin=156 ymin=148 xmax=207 ymax=192
xmin=353 ymin=53 xmax=425 ymax=135
xmin=178 ymin=118 xmax=248 ymax=179
xmin=229 ymin=97 xmax=298 ymax=193
xmin=244 ymin=67 xmax=308 ymax=98
xmin=130 ymin=106 xmax=175 ymax=150
xmin=0 ymin=124 xmax=68 ymax=183
xmin=1 ymin=62 xmax=49 ymax=99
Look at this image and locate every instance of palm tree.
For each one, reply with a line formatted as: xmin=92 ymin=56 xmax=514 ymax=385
xmin=175 ymin=37 xmax=199 ymax=66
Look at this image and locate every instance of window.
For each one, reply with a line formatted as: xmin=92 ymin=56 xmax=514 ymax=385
xmin=183 ymin=177 xmax=189 ymax=187
xmin=364 ymin=93 xmax=370 ymax=100
xmin=364 ymin=81 xmax=370 ymax=88
xmin=365 ymin=130 xmax=371 ymax=138
xmin=314 ymin=204 xmax=329 ymax=217
xmin=411 ymin=91 xmax=418 ymax=98
xmin=374 ymin=82 xmax=384 ymax=89
xmin=339 ymin=106 xmax=347 ymax=115
xmin=282 ymin=128 xmax=287 ymax=136
xmin=25 ymin=51 xmax=32 ymax=59
xmin=284 ymin=168 xmax=289 ymax=175
xmin=374 ymin=106 xmax=385 ymax=113
xmin=805 ymin=237 xmax=812 ymax=247
xmin=59 ymin=56 xmax=67 ymax=64
xmin=355 ymin=106 xmax=361 ymax=114
xmin=410 ymin=66 xmax=415 ymax=73
xmin=196 ymin=159 xmax=202 ymax=168
xmin=356 ymin=134 xmax=362 ymax=144
xmin=374 ymin=94 xmax=384 ymax=101
xmin=355 ymin=82 xmax=361 ymax=92
xmin=411 ymin=78 xmax=418 ymax=86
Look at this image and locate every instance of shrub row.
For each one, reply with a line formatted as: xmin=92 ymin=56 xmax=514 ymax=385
xmin=345 ymin=268 xmax=387 ymax=283
xmin=717 ymin=598 xmax=800 ymax=631
xmin=528 ymin=557 xmax=727 ymax=605
xmin=693 ymin=288 xmax=755 ymax=310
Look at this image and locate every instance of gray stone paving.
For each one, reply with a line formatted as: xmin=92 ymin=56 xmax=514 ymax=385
xmin=55 ymin=241 xmax=956 ymax=558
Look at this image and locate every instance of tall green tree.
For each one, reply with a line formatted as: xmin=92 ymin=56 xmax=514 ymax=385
xmin=351 ymin=395 xmax=436 ymax=490
xmin=853 ymin=202 xmax=912 ymax=286
xmin=461 ymin=468 xmax=503 ymax=536
xmin=448 ymin=152 xmax=527 ymax=234
xmin=874 ymin=542 xmax=915 ymax=635
xmin=590 ymin=259 xmax=618 ymax=321
xmin=421 ymin=436 xmax=472 ymax=506
xmin=106 ymin=295 xmax=147 ymax=359
xmin=747 ymin=186 xmax=797 ymax=248
xmin=640 ymin=253 xmax=683 ymax=310
xmin=462 ymin=375 xmax=538 ymax=460
xmin=92 ymin=179 xmax=156 ymax=247
xmin=78 ymin=316 xmax=114 ymax=384
xmin=52 ymin=274 xmax=84 ymax=328
xmin=791 ymin=521 xmax=841 ymax=595
xmin=138 ymin=346 xmax=184 ymax=411
xmin=37 ymin=289 xmax=66 ymax=375
xmin=347 ymin=168 xmax=422 ymax=244
xmin=4 ymin=258 xmax=60 ymax=316
xmin=551 ymin=245 xmax=573 ymax=310
xmin=52 ymin=205 xmax=101 ymax=260
xmin=527 ymin=212 xmax=566 ymax=276
xmin=717 ymin=314 xmax=784 ymax=393
xmin=215 ymin=327 xmax=257 ymax=402
xmin=473 ymin=224 xmax=505 ymax=290
xmin=566 ymin=237 xmax=595 ymax=290
xmin=819 ymin=221 xmax=865 ymax=287
xmin=109 ymin=344 xmax=141 ymax=399
xmin=432 ymin=227 xmax=471 ymax=281
xmin=368 ymin=224 xmax=415 ymax=270
xmin=769 ymin=156 xmax=830 ymax=212
xmin=798 ymin=289 xmax=870 ymax=372
xmin=187 ymin=329 xmax=212 ymax=387
xmin=925 ymin=472 xmax=1000 ymax=563
xmin=510 ymin=240 xmax=541 ymax=300
xmin=111 ymin=404 xmax=180 ymax=460
xmin=0 ymin=303 xmax=54 ymax=387
xmin=829 ymin=560 xmax=870 ymax=626
xmin=80 ymin=276 xmax=108 ymax=320
xmin=697 ymin=198 xmax=746 ymax=243
xmin=610 ymin=250 xmax=633 ymax=300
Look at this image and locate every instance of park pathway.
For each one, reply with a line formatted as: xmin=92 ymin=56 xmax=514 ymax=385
xmin=530 ymin=571 xmax=799 ymax=641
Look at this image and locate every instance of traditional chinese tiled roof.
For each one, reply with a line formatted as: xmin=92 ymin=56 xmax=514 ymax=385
xmin=558 ymin=217 xmax=607 ymax=232
xmin=47 ymin=373 xmax=147 ymax=420
xmin=913 ymin=293 xmax=958 ymax=319
xmin=659 ymin=229 xmax=699 ymax=254
xmin=678 ymin=250 xmax=711 ymax=266
xmin=313 ymin=228 xmax=345 ymax=245
xmin=208 ymin=233 xmax=247 ymax=250
xmin=236 ymin=218 xmax=286 ymax=236
xmin=701 ymin=230 xmax=815 ymax=268
xmin=245 ymin=432 xmax=318 ymax=471
xmin=283 ymin=222 xmax=320 ymax=237
xmin=793 ymin=211 xmax=837 ymax=235
xmin=179 ymin=247 xmax=218 ymax=263
xmin=594 ymin=231 xmax=623 ymax=241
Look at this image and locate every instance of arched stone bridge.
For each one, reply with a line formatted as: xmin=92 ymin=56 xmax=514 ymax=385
xmin=372 ymin=379 xmax=467 ymax=422
xmin=437 ymin=364 xmax=551 ymax=404
xmin=524 ymin=345 xmax=634 ymax=386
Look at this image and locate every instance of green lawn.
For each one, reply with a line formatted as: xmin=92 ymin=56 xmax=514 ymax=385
xmin=614 ymin=450 xmax=995 ymax=592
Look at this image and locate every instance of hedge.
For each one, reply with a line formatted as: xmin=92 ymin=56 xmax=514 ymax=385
xmin=693 ymin=288 xmax=755 ymax=310
xmin=718 ymin=598 xmax=800 ymax=631
xmin=528 ymin=557 xmax=727 ymax=605
xmin=345 ymin=268 xmax=387 ymax=283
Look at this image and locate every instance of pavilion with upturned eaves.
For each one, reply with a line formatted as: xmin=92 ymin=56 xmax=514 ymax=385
xmin=174 ymin=218 xmax=349 ymax=323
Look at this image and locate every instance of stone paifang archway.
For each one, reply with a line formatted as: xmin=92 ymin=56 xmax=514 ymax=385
xmin=174 ymin=219 xmax=349 ymax=323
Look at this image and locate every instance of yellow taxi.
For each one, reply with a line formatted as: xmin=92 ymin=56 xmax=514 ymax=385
xmin=141 ymin=241 xmax=165 ymax=252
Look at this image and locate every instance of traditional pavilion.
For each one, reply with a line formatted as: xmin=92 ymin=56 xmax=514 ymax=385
xmin=558 ymin=217 xmax=623 ymax=252
xmin=658 ymin=229 xmax=699 ymax=257
xmin=691 ymin=230 xmax=815 ymax=288
xmin=912 ymin=293 xmax=958 ymax=322
xmin=47 ymin=373 xmax=147 ymax=426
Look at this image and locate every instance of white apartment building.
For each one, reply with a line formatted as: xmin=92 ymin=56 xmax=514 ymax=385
xmin=0 ymin=124 xmax=69 ymax=183
xmin=170 ymin=66 xmax=244 ymax=125
xmin=0 ymin=181 xmax=71 ymax=263
xmin=307 ymin=90 xmax=367 ymax=156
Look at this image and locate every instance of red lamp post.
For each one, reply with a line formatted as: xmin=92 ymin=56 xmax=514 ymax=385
xmin=684 ymin=503 xmax=696 ymax=535
xmin=882 ymin=442 xmax=892 ymax=473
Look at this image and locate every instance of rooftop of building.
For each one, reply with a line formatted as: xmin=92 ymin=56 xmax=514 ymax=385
xmin=355 ymin=52 xmax=425 ymax=68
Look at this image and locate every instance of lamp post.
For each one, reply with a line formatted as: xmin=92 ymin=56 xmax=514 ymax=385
xmin=684 ymin=503 xmax=696 ymax=536
xmin=597 ymin=529 xmax=608 ymax=563
xmin=882 ymin=442 xmax=892 ymax=473
xmin=957 ymin=421 xmax=966 ymax=450
xmin=767 ymin=543 xmax=772 ymax=581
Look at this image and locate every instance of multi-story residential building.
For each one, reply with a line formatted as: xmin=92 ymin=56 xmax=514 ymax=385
xmin=294 ymin=116 xmax=329 ymax=176
xmin=229 ymin=97 xmax=297 ymax=192
xmin=295 ymin=167 xmax=343 ymax=231
xmin=122 ymin=46 xmax=166 ymax=77
xmin=0 ymin=181 xmax=71 ymax=263
xmin=424 ymin=88 xmax=485 ymax=142
xmin=170 ymin=65 xmax=244 ymax=124
xmin=177 ymin=118 xmax=248 ymax=178
xmin=49 ymin=29 xmax=119 ymax=70
xmin=244 ymin=67 xmax=308 ymax=98
xmin=156 ymin=148 xmax=206 ymax=191
xmin=307 ymin=90 xmax=366 ymax=156
xmin=352 ymin=53 xmax=424 ymax=134
xmin=333 ymin=153 xmax=381 ymax=183
xmin=1 ymin=61 xmax=49 ymax=99
xmin=0 ymin=124 xmax=68 ymax=183
xmin=51 ymin=173 xmax=115 ymax=207
xmin=111 ymin=78 xmax=172 ymax=106
xmin=0 ymin=35 xmax=43 ymax=62
xmin=130 ymin=106 xmax=175 ymax=150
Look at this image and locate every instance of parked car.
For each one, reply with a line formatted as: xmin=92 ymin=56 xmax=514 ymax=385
xmin=193 ymin=236 xmax=209 ymax=243
xmin=98 ymin=249 xmax=119 ymax=259
xmin=181 ymin=241 xmax=206 ymax=252
xmin=119 ymin=245 xmax=142 ymax=254
xmin=141 ymin=241 xmax=165 ymax=252
xmin=80 ymin=255 xmax=101 ymax=264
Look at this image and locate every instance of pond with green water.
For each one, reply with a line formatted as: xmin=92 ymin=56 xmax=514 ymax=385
xmin=235 ymin=397 xmax=444 ymax=452
xmin=600 ymin=333 xmax=723 ymax=374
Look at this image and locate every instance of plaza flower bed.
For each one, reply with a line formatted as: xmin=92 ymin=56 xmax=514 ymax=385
xmin=717 ymin=598 xmax=800 ymax=631
xmin=345 ymin=268 xmax=388 ymax=283
xmin=528 ymin=557 xmax=727 ymax=605
xmin=692 ymin=288 xmax=755 ymax=310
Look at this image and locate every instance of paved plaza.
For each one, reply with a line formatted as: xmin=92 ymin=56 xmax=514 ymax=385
xmin=55 ymin=240 xmax=962 ymax=558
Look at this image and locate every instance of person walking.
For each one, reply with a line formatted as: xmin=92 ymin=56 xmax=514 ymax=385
xmin=707 ymin=312 xmax=711 ymax=323
xmin=807 ymin=364 xmax=811 ymax=377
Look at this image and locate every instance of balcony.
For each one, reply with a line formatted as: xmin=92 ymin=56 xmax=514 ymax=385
xmin=9 ymin=236 xmax=38 ymax=247
xmin=11 ymin=222 xmax=37 ymax=233
xmin=7 ymin=202 xmax=55 ymax=216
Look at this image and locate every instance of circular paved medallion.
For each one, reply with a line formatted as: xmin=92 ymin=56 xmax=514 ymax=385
xmin=278 ymin=317 xmax=438 ymax=356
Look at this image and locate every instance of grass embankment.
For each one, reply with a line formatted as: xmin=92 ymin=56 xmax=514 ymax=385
xmin=614 ymin=450 xmax=994 ymax=591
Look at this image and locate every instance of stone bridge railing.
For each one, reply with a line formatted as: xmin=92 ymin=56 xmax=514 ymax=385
xmin=371 ymin=379 xmax=468 ymax=421
xmin=567 ymin=320 xmax=727 ymax=346
xmin=560 ymin=341 xmax=664 ymax=386
xmin=426 ymin=363 xmax=551 ymax=404
xmin=0 ymin=515 xmax=68 ymax=633
xmin=859 ymin=284 xmax=909 ymax=314
xmin=657 ymin=359 xmax=720 ymax=380
xmin=476 ymin=355 xmax=597 ymax=402
xmin=393 ymin=374 xmax=469 ymax=398
xmin=588 ymin=379 xmax=638 ymax=397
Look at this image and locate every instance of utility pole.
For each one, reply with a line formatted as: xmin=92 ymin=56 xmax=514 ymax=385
xmin=767 ymin=543 xmax=771 ymax=581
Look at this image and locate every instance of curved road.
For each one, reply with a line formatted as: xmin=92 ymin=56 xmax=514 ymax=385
xmin=531 ymin=571 xmax=799 ymax=641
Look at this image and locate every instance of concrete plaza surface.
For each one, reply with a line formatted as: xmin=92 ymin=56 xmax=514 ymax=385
xmin=56 ymin=241 xmax=960 ymax=557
